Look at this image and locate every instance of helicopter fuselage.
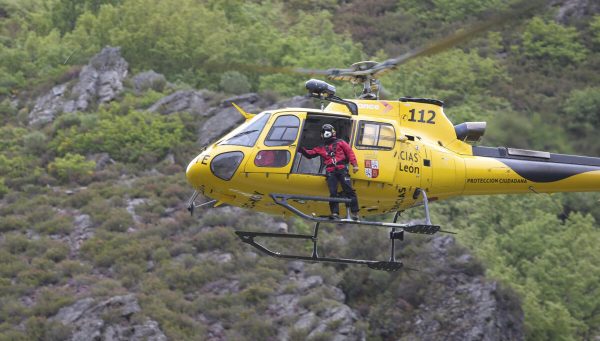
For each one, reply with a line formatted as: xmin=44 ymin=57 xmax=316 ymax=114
xmin=186 ymin=99 xmax=600 ymax=218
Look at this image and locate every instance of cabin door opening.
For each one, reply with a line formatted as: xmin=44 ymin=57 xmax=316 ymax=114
xmin=292 ymin=114 xmax=353 ymax=175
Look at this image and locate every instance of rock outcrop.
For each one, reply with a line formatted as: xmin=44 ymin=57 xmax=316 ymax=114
xmin=196 ymin=93 xmax=263 ymax=146
xmin=395 ymin=236 xmax=524 ymax=340
xmin=266 ymin=95 xmax=318 ymax=110
xmin=68 ymin=212 xmax=94 ymax=257
xmin=29 ymin=46 xmax=128 ymax=126
xmin=267 ymin=262 xmax=365 ymax=341
xmin=195 ymin=93 xmax=318 ymax=146
xmin=28 ymin=83 xmax=70 ymax=126
xmin=197 ymin=260 xmax=364 ymax=341
xmin=131 ymin=70 xmax=166 ymax=93
xmin=76 ymin=46 xmax=128 ymax=107
xmin=554 ymin=0 xmax=600 ymax=23
xmin=147 ymin=89 xmax=213 ymax=116
xmin=51 ymin=294 xmax=166 ymax=341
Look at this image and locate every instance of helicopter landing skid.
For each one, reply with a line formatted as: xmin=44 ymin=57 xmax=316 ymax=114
xmin=235 ymin=223 xmax=405 ymax=272
xmin=234 ymin=190 xmax=451 ymax=271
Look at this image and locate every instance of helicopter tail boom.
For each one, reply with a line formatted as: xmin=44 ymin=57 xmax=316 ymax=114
xmin=461 ymin=146 xmax=600 ymax=195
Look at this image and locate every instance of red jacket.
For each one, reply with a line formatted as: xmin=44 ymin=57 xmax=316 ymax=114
xmin=301 ymin=138 xmax=358 ymax=172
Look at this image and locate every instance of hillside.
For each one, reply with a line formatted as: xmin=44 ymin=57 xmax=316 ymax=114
xmin=1 ymin=0 xmax=599 ymax=340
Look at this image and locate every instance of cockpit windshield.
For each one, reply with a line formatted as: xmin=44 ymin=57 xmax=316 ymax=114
xmin=219 ymin=113 xmax=271 ymax=147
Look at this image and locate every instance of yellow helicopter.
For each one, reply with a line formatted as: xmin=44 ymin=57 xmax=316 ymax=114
xmin=185 ymin=1 xmax=600 ymax=271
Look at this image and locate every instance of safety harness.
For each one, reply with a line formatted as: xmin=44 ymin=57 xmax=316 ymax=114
xmin=325 ymin=140 xmax=349 ymax=172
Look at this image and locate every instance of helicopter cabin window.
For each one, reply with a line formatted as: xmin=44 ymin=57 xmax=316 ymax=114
xmin=264 ymin=115 xmax=300 ymax=146
xmin=356 ymin=121 xmax=395 ymax=149
xmin=219 ymin=113 xmax=270 ymax=147
xmin=254 ymin=150 xmax=291 ymax=167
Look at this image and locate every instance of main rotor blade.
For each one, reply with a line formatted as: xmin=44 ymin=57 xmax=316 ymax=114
xmin=378 ymin=84 xmax=392 ymax=100
xmin=199 ymin=61 xmax=332 ymax=76
xmin=202 ymin=0 xmax=547 ymax=80
xmin=372 ymin=0 xmax=548 ymax=77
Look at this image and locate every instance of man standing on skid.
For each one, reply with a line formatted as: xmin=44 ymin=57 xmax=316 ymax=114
xmin=301 ymin=124 xmax=360 ymax=220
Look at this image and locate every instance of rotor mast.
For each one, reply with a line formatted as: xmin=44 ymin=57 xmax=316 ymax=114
xmin=327 ymin=61 xmax=382 ymax=100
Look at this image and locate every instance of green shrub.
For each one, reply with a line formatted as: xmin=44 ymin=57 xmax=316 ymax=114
xmin=52 ymin=110 xmax=184 ymax=164
xmin=0 ymin=249 xmax=28 ymax=279
xmin=0 ymin=215 xmax=27 ymax=232
xmin=58 ymin=260 xmax=92 ymax=277
xmin=191 ymin=227 xmax=236 ymax=252
xmin=160 ymin=262 xmax=223 ymax=292
xmin=47 ymin=153 xmax=95 ymax=184
xmin=0 ymin=178 xmax=7 ymax=199
xmin=139 ymin=275 xmax=169 ymax=295
xmin=3 ymin=233 xmax=30 ymax=255
xmin=151 ymin=247 xmax=171 ymax=263
xmin=591 ymin=15 xmax=600 ymax=47
xmin=34 ymin=215 xmax=73 ymax=235
xmin=115 ymin=262 xmax=144 ymax=288
xmin=289 ymin=328 xmax=310 ymax=341
xmin=219 ymin=71 xmax=251 ymax=94
xmin=44 ymin=243 xmax=70 ymax=262
xmin=31 ymin=288 xmax=75 ymax=317
xmin=241 ymin=284 xmax=274 ymax=305
xmin=134 ymin=90 xmax=167 ymax=108
xmin=99 ymin=208 xmax=134 ymax=232
xmin=65 ymin=189 xmax=97 ymax=208
xmin=199 ymin=210 xmax=238 ymax=227
xmin=81 ymin=232 xmax=156 ymax=268
xmin=0 ymin=327 xmax=28 ymax=341
xmin=140 ymin=294 xmax=206 ymax=340
xmin=0 ymin=126 xmax=27 ymax=151
xmin=0 ymin=154 xmax=37 ymax=180
xmin=231 ymin=315 xmax=277 ymax=341
xmin=23 ymin=131 xmax=48 ymax=155
xmin=298 ymin=290 xmax=324 ymax=309
xmin=17 ymin=266 xmax=59 ymax=287
xmin=90 ymin=278 xmax=127 ymax=297
xmin=24 ymin=316 xmax=72 ymax=341
xmin=52 ymin=112 xmax=82 ymax=131
xmin=563 ymin=87 xmax=600 ymax=130
xmin=24 ymin=203 xmax=53 ymax=223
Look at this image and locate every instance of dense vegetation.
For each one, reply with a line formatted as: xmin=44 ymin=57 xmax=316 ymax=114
xmin=0 ymin=0 xmax=599 ymax=340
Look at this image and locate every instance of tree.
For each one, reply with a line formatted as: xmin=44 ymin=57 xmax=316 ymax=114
xmin=521 ymin=17 xmax=587 ymax=65
xmin=51 ymin=0 xmax=122 ymax=34
xmin=562 ymin=87 xmax=600 ymax=155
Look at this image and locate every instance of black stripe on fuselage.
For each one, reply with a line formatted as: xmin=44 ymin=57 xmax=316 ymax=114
xmin=473 ymin=146 xmax=600 ymax=182
xmin=495 ymin=158 xmax=600 ymax=182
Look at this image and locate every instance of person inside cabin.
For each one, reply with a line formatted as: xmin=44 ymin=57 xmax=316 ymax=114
xmin=300 ymin=124 xmax=360 ymax=220
xmin=255 ymin=150 xmax=275 ymax=167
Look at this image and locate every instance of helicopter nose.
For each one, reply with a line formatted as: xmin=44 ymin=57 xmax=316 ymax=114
xmin=186 ymin=155 xmax=206 ymax=189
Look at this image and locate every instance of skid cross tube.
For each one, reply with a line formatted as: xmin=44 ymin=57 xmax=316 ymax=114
xmin=187 ymin=191 xmax=217 ymax=216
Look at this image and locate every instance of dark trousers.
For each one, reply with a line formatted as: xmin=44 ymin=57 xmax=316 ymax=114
xmin=326 ymin=169 xmax=359 ymax=214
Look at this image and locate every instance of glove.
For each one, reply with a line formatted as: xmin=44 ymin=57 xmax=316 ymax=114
xmin=352 ymin=165 xmax=359 ymax=174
